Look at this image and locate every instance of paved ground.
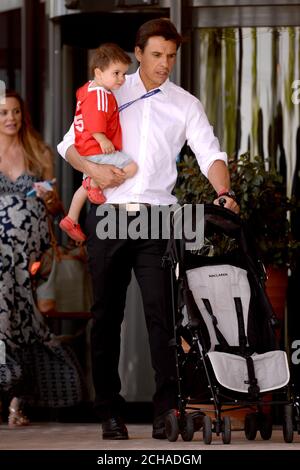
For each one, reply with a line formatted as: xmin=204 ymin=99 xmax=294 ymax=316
xmin=0 ymin=422 xmax=300 ymax=450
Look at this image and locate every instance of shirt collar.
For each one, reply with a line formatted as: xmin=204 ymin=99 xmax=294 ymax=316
xmin=131 ymin=68 xmax=170 ymax=96
xmin=87 ymin=81 xmax=111 ymax=93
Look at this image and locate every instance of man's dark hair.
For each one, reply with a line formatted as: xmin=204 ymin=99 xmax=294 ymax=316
xmin=135 ymin=18 xmax=183 ymax=52
xmin=90 ymin=43 xmax=132 ymax=74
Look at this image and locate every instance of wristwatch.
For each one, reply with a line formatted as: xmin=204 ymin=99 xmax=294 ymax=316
xmin=217 ymin=189 xmax=236 ymax=200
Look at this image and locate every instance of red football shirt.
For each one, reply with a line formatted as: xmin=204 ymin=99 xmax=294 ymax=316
xmin=74 ymin=81 xmax=122 ymax=156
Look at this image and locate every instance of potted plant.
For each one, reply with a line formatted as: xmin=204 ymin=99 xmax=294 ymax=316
xmin=175 ymin=151 xmax=300 ymax=328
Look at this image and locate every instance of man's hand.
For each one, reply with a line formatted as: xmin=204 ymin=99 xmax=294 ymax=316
xmin=213 ymin=196 xmax=240 ymax=214
xmin=88 ymin=163 xmax=126 ymax=189
xmin=64 ymin=144 xmax=126 ymax=189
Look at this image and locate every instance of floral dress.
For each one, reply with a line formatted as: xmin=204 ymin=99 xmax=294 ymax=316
xmin=0 ymin=173 xmax=84 ymax=407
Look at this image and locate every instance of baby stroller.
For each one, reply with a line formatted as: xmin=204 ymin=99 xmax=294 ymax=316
xmin=162 ymin=203 xmax=300 ymax=444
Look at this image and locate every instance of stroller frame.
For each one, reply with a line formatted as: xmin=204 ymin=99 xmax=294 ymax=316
xmin=163 ymin=204 xmax=300 ymax=444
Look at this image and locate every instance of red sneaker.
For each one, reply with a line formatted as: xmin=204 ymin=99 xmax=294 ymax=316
xmin=59 ymin=216 xmax=86 ymax=242
xmin=82 ymin=177 xmax=106 ymax=204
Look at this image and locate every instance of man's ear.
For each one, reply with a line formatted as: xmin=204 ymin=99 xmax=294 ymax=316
xmin=134 ymin=46 xmax=142 ymax=63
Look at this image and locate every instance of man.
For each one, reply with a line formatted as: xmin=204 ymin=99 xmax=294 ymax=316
xmin=58 ymin=18 xmax=239 ymax=440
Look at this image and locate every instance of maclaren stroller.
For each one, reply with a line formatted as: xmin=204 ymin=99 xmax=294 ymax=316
xmin=162 ymin=203 xmax=300 ymax=444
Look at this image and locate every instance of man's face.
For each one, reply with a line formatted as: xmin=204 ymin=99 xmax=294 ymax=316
xmin=135 ymin=36 xmax=177 ymax=90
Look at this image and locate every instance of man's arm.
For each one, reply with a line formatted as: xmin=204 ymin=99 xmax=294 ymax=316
xmin=185 ymin=100 xmax=239 ymax=213
xmin=57 ymin=124 xmax=125 ymax=189
xmin=65 ymin=145 xmax=125 ymax=189
xmin=208 ymin=160 xmax=239 ymax=213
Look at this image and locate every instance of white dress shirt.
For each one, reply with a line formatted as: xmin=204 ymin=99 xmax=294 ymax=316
xmin=57 ymin=69 xmax=227 ymax=205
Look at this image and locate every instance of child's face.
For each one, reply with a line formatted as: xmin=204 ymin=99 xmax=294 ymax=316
xmin=94 ymin=61 xmax=129 ymax=91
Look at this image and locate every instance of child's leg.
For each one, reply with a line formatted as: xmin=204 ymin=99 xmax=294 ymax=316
xmin=68 ymin=186 xmax=88 ymax=223
xmin=59 ymin=186 xmax=87 ymax=242
xmin=122 ymin=161 xmax=138 ymax=179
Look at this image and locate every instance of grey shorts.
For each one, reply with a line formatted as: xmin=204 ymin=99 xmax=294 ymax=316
xmin=82 ymin=151 xmax=133 ymax=179
xmin=87 ymin=151 xmax=133 ymax=168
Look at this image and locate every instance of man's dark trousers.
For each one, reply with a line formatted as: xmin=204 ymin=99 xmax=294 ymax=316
xmin=85 ymin=204 xmax=177 ymax=421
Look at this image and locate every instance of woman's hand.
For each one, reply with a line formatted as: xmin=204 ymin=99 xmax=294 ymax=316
xmin=33 ymin=182 xmax=50 ymax=198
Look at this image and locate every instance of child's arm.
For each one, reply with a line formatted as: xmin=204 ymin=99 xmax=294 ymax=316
xmin=93 ymin=132 xmax=115 ymax=154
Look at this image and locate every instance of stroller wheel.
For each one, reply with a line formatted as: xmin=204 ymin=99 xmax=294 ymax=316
xmin=222 ymin=416 xmax=231 ymax=444
xmin=244 ymin=413 xmax=258 ymax=440
xmin=165 ymin=411 xmax=180 ymax=442
xmin=283 ymin=404 xmax=294 ymax=443
xmin=202 ymin=415 xmax=212 ymax=445
xmin=181 ymin=413 xmax=194 ymax=441
xmin=259 ymin=413 xmax=272 ymax=440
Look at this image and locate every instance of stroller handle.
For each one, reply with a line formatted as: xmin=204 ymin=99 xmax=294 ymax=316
xmin=218 ymin=197 xmax=227 ymax=208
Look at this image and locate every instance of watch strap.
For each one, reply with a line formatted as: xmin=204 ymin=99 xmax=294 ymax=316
xmin=217 ymin=189 xmax=236 ymax=200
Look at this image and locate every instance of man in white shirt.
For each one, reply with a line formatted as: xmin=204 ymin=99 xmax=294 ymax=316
xmin=58 ymin=18 xmax=238 ymax=440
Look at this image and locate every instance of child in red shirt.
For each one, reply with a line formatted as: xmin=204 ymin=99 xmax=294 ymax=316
xmin=60 ymin=43 xmax=137 ymax=241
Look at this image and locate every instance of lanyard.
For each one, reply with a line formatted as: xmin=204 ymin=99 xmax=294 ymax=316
xmin=118 ymin=88 xmax=161 ymax=113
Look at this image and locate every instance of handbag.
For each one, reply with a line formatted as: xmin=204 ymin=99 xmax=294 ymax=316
xmin=42 ymin=187 xmax=65 ymax=216
xmin=34 ymin=223 xmax=93 ymax=314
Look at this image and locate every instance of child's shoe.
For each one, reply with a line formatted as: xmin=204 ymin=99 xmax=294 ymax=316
xmin=82 ymin=177 xmax=106 ymax=204
xmin=59 ymin=216 xmax=86 ymax=242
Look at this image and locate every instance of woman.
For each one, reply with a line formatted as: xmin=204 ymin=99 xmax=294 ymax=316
xmin=0 ymin=90 xmax=84 ymax=426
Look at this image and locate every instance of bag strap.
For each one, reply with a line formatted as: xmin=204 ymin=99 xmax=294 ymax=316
xmin=118 ymin=88 xmax=161 ymax=113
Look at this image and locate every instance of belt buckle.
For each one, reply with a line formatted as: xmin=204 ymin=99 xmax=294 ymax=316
xmin=125 ymin=203 xmax=140 ymax=212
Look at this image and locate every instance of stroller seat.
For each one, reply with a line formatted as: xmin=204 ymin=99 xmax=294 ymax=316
xmin=208 ymin=350 xmax=289 ymax=394
xmin=186 ymin=263 xmax=290 ymax=394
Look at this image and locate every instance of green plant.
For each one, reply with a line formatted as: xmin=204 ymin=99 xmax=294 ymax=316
xmin=175 ymin=152 xmax=300 ymax=268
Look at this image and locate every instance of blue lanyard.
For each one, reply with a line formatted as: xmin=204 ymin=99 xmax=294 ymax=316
xmin=118 ymin=88 xmax=161 ymax=113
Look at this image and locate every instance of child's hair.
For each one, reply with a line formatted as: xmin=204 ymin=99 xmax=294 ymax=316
xmin=90 ymin=43 xmax=132 ymax=75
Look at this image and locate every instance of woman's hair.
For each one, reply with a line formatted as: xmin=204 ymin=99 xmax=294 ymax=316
xmin=5 ymin=90 xmax=53 ymax=179
xmin=135 ymin=18 xmax=183 ymax=52
xmin=90 ymin=43 xmax=132 ymax=75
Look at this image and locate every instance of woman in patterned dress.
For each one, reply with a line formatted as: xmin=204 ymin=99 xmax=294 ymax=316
xmin=0 ymin=90 xmax=84 ymax=426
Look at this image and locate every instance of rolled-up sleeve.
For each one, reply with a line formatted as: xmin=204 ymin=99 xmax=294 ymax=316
xmin=186 ymin=100 xmax=227 ymax=177
xmin=57 ymin=124 xmax=75 ymax=160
